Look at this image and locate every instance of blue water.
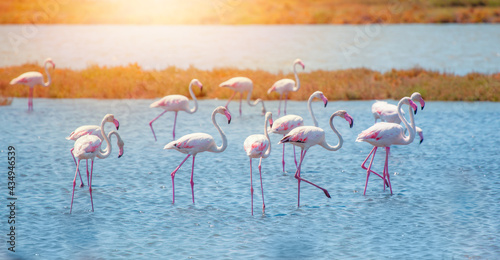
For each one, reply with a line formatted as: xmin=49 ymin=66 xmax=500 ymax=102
xmin=0 ymin=98 xmax=499 ymax=259
xmin=1 ymin=24 xmax=499 ymax=75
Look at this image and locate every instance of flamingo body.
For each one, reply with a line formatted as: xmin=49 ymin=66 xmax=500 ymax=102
xmin=356 ymin=122 xmax=409 ymax=147
xmin=164 ymin=106 xmax=231 ymax=204
xmin=372 ymin=101 xmax=402 ymax=124
xmin=149 ymin=79 xmax=202 ymax=141
xmin=219 ymin=76 xmax=266 ymax=115
xmin=10 ymin=58 xmax=55 ymax=111
xmin=244 ymin=135 xmax=270 ymax=158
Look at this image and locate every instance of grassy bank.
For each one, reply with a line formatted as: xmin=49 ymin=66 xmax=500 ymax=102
xmin=1 ymin=0 xmax=500 ymax=24
xmin=1 ymin=63 xmax=499 ymax=102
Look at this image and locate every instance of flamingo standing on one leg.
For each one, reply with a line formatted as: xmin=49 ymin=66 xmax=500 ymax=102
xmin=219 ymin=77 xmax=266 ymax=116
xmin=149 ymin=79 xmax=203 ymax=141
xmin=243 ymin=112 xmax=273 ymax=215
xmin=10 ymin=58 xmax=55 ymax=111
xmin=279 ymin=110 xmax=354 ymax=207
xmin=70 ymin=114 xmax=123 ymax=213
xmin=163 ymin=106 xmax=231 ymax=204
xmin=372 ymin=92 xmax=425 ymax=143
xmin=270 ymin=91 xmax=328 ymax=172
xmin=66 ymin=120 xmax=121 ymax=187
xmin=356 ymin=97 xmax=418 ymax=195
xmin=267 ymin=59 xmax=305 ymax=116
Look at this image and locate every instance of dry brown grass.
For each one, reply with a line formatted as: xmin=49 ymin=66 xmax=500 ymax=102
xmin=1 ymin=63 xmax=499 ymax=101
xmin=0 ymin=0 xmax=499 ymax=24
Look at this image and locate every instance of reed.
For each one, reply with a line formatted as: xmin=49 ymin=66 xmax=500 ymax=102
xmin=0 ymin=0 xmax=499 ymax=24
xmin=1 ymin=63 xmax=499 ymax=102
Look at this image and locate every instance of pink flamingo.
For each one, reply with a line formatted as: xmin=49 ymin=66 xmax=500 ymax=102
xmin=219 ymin=76 xmax=266 ymax=116
xmin=279 ymin=110 xmax=354 ymax=207
xmin=163 ymin=106 xmax=231 ymax=204
xmin=372 ymin=92 xmax=425 ymax=143
xmin=149 ymin=79 xmax=203 ymax=141
xmin=243 ymin=111 xmax=273 ymax=215
xmin=356 ymin=97 xmax=418 ymax=195
xmin=66 ymin=120 xmax=121 ymax=187
xmin=270 ymin=91 xmax=328 ymax=172
xmin=70 ymin=114 xmax=124 ymax=213
xmin=10 ymin=58 xmax=55 ymax=111
xmin=267 ymin=59 xmax=305 ymax=116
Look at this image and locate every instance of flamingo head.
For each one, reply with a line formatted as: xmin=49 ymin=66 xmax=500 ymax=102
xmin=416 ymin=126 xmax=424 ymax=144
xmin=216 ymin=106 xmax=232 ymax=124
xmin=192 ymin=79 xmax=203 ymax=91
xmin=45 ymin=58 xmax=55 ymax=69
xmin=405 ymin=98 xmax=418 ymax=115
xmin=313 ymin=91 xmax=328 ymax=107
xmin=411 ymin=92 xmax=425 ymax=110
xmin=265 ymin=112 xmax=273 ymax=128
xmin=334 ymin=110 xmax=354 ymax=128
xmin=103 ymin=114 xmax=120 ymax=130
xmin=294 ymin=58 xmax=305 ymax=70
xmin=117 ymin=137 xmax=125 ymax=158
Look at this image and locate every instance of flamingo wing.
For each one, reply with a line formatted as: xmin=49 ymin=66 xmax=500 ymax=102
xmin=10 ymin=72 xmax=43 ymax=87
xmin=244 ymin=134 xmax=269 ymax=158
xmin=356 ymin=122 xmax=403 ymax=146
xmin=73 ymin=135 xmax=102 ymax=158
xmin=268 ymin=79 xmax=295 ymax=94
xmin=271 ymin=114 xmax=304 ymax=135
xmin=219 ymin=77 xmax=253 ymax=92
xmin=66 ymin=125 xmax=102 ymax=140
xmin=150 ymin=95 xmax=189 ymax=111
xmin=164 ymin=133 xmax=215 ymax=154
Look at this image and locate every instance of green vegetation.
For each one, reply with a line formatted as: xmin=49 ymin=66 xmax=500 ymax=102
xmin=0 ymin=0 xmax=499 ymax=24
xmin=1 ymin=63 xmax=499 ymax=102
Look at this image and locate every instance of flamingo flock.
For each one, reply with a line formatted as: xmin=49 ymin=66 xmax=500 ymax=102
xmin=15 ymin=58 xmax=426 ymax=214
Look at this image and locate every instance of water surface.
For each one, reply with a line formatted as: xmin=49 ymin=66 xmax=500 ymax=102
xmin=0 ymin=99 xmax=498 ymax=259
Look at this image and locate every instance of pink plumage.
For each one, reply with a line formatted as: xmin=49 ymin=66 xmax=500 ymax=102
xmin=219 ymin=76 xmax=266 ymax=115
xmin=267 ymin=59 xmax=305 ymax=116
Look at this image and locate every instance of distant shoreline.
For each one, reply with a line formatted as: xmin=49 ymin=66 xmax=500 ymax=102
xmin=1 ymin=0 xmax=499 ymax=25
xmin=1 ymin=64 xmax=498 ymax=102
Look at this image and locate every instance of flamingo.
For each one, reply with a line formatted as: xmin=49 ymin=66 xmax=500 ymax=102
xmin=219 ymin=76 xmax=266 ymax=116
xmin=270 ymin=91 xmax=328 ymax=172
xmin=10 ymin=58 xmax=55 ymax=111
xmin=163 ymin=106 xmax=231 ymax=204
xmin=356 ymin=97 xmax=418 ymax=195
xmin=149 ymin=79 xmax=203 ymax=141
xmin=267 ymin=59 xmax=305 ymax=116
xmin=243 ymin=111 xmax=273 ymax=215
xmin=66 ymin=120 xmax=121 ymax=187
xmin=372 ymin=92 xmax=425 ymax=143
xmin=70 ymin=114 xmax=123 ymax=213
xmin=279 ymin=110 xmax=354 ymax=207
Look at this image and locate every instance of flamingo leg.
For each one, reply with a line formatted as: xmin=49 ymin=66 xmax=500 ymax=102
xmin=225 ymin=91 xmax=237 ymax=109
xmin=294 ymin=149 xmax=331 ymax=202
xmin=385 ymin=147 xmax=393 ymax=194
xmin=70 ymin=148 xmax=84 ymax=187
xmin=249 ymin=158 xmax=254 ymax=216
xmin=149 ymin=110 xmax=168 ymax=141
xmin=89 ymin=159 xmax=94 ymax=212
xmin=361 ymin=147 xmax=385 ymax=181
xmin=293 ymin=145 xmax=298 ymax=167
xmin=70 ymin=160 xmax=81 ymax=213
xmin=284 ymin=93 xmax=288 ymax=115
xmin=258 ymin=157 xmax=265 ymax=214
xmin=170 ymin=154 xmax=191 ymax=204
xmin=363 ymin=147 xmax=378 ymax=195
xmin=86 ymin=159 xmax=90 ymax=187
xmin=172 ymin=111 xmax=178 ymax=140
xmin=277 ymin=94 xmax=283 ymax=116
xmin=28 ymin=87 xmax=34 ymax=111
xmin=282 ymin=142 xmax=285 ymax=172
xmin=190 ymin=155 xmax=196 ymax=204
xmin=239 ymin=92 xmax=243 ymax=116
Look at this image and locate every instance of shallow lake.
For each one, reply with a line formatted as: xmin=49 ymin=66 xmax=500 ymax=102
xmin=0 ymin=98 xmax=498 ymax=259
xmin=1 ymin=24 xmax=499 ymax=75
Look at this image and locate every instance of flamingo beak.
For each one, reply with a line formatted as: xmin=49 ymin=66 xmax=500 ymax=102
xmin=200 ymin=85 xmax=203 ymax=92
xmin=419 ymin=132 xmax=424 ymax=144
xmin=113 ymin=119 xmax=120 ymax=130
xmin=118 ymin=147 xmax=124 ymax=158
xmin=420 ymin=98 xmax=425 ymax=110
xmin=269 ymin=118 xmax=273 ymax=128
xmin=225 ymin=110 xmax=232 ymax=124
xmin=409 ymin=100 xmax=418 ymax=115
xmin=345 ymin=113 xmax=354 ymax=128
xmin=322 ymin=96 xmax=328 ymax=107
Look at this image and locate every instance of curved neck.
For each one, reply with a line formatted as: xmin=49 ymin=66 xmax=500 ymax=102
xmin=97 ymin=118 xmax=112 ymax=159
xmin=187 ymin=81 xmax=198 ymax=114
xmin=397 ymin=100 xmax=416 ymax=145
xmin=211 ymin=111 xmax=228 ymax=153
xmin=320 ymin=113 xmax=343 ymax=151
xmin=43 ymin=61 xmax=52 ymax=87
xmin=262 ymin=114 xmax=272 ymax=158
xmin=293 ymin=62 xmax=301 ymax=92
xmin=246 ymin=89 xmax=266 ymax=112
xmin=97 ymin=131 xmax=118 ymax=159
xmin=308 ymin=94 xmax=319 ymax=127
